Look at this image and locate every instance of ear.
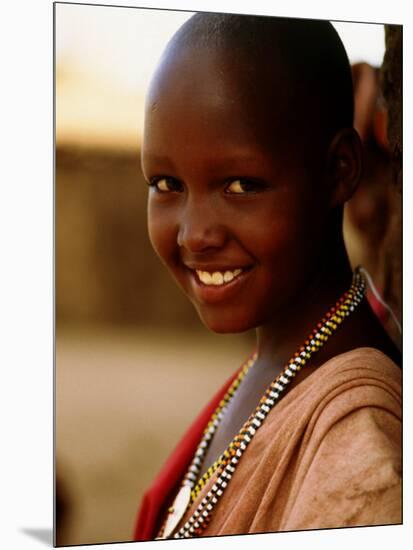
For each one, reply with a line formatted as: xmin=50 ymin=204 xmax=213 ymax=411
xmin=326 ymin=127 xmax=363 ymax=208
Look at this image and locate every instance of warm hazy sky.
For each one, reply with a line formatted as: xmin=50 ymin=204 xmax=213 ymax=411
xmin=55 ymin=4 xmax=386 ymax=149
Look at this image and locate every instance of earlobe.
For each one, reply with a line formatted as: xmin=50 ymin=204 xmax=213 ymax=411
xmin=326 ymin=127 xmax=363 ymax=208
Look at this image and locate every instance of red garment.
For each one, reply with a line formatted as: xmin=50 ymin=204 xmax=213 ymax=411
xmin=366 ymin=288 xmax=388 ymax=326
xmin=133 ymin=368 xmax=241 ymax=541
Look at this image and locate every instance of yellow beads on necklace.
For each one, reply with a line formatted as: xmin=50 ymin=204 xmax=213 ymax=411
xmin=160 ymin=269 xmax=366 ymax=539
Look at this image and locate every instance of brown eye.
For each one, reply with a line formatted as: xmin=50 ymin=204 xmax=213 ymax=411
xmin=225 ymin=178 xmax=265 ymax=194
xmin=150 ymin=177 xmax=183 ymax=193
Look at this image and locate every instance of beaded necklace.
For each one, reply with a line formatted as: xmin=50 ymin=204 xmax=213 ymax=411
xmin=158 ymin=269 xmax=366 ymax=539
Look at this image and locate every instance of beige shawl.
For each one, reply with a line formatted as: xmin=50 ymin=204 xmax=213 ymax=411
xmin=178 ymin=347 xmax=402 ymax=535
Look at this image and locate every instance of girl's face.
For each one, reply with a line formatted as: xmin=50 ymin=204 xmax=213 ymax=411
xmin=142 ymin=48 xmax=333 ymax=333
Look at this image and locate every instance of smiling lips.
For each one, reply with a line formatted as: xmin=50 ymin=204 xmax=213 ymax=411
xmin=195 ymin=268 xmax=244 ymax=286
xmin=184 ymin=265 xmax=254 ymax=305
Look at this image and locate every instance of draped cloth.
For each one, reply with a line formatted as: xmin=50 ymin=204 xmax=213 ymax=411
xmin=133 ymin=347 xmax=401 ymax=540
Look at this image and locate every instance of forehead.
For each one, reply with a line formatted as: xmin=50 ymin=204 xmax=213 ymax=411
xmin=143 ymin=43 xmax=306 ymax=155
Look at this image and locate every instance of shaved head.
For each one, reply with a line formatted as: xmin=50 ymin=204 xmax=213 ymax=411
xmin=152 ymin=13 xmax=354 ymax=145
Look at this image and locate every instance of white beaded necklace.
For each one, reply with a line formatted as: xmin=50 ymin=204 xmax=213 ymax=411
xmin=158 ymin=269 xmax=366 ymax=539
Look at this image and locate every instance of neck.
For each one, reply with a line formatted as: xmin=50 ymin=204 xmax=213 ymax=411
xmin=255 ymin=236 xmax=353 ymax=375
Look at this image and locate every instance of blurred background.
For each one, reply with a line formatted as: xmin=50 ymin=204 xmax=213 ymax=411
xmin=55 ymin=4 xmax=402 ymax=546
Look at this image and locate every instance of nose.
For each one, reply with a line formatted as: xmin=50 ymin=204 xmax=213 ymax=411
xmin=177 ymin=197 xmax=227 ymax=253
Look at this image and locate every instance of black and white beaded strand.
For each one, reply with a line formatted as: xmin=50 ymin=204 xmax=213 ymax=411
xmin=172 ymin=269 xmax=366 ymax=538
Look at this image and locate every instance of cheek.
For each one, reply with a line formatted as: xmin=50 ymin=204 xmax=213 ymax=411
xmin=253 ymin=201 xmax=328 ymax=272
xmin=147 ymin=203 xmax=178 ymax=265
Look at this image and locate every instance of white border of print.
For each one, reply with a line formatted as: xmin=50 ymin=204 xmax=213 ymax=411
xmin=0 ymin=0 xmax=410 ymax=549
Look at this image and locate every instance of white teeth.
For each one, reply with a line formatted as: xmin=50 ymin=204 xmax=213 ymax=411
xmin=199 ymin=271 xmax=212 ymax=284
xmin=211 ymin=272 xmax=224 ymax=285
xmin=196 ymin=269 xmax=244 ymax=286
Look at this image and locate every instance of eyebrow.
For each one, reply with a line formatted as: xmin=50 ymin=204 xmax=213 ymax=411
xmin=142 ymin=151 xmax=262 ymax=165
xmin=142 ymin=153 xmax=174 ymax=163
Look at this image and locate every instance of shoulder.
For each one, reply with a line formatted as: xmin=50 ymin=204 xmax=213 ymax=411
xmin=305 ymin=347 xmax=401 ymax=427
xmin=295 ymin=347 xmax=401 ymax=451
xmin=281 ymin=348 xmax=401 ymax=529
xmin=317 ymin=346 xmax=401 ymax=389
xmin=263 ymin=346 xmax=401 ymax=447
xmin=304 ymin=350 xmax=402 ymax=470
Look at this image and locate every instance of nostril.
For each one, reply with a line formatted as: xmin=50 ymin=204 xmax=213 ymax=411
xmin=177 ymin=225 xmax=227 ymax=253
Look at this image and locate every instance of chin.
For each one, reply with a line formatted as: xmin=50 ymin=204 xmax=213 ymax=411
xmin=197 ymin=308 xmax=257 ymax=334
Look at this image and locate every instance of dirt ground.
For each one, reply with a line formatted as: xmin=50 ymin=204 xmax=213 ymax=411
xmin=55 ymin=325 xmax=253 ymax=545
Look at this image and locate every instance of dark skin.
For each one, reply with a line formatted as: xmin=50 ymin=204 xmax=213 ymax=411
xmin=142 ymin=42 xmax=401 ymax=477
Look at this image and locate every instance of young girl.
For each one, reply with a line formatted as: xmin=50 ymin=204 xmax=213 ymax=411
xmin=133 ymin=12 xmax=401 ymax=540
